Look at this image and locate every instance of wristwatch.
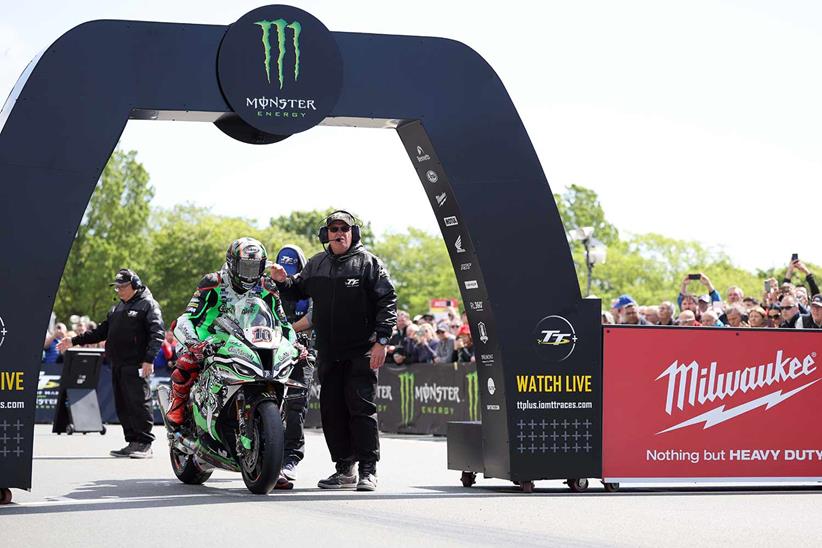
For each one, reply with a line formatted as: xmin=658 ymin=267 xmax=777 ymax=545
xmin=377 ymin=336 xmax=389 ymax=346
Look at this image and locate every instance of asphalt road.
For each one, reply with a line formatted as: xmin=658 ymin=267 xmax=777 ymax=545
xmin=3 ymin=425 xmax=822 ymax=547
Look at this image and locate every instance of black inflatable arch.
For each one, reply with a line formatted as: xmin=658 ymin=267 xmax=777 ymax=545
xmin=0 ymin=9 xmax=601 ymax=490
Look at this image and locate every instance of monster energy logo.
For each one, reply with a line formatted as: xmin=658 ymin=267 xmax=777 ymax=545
xmin=255 ymin=19 xmax=302 ymax=89
xmin=465 ymin=371 xmax=479 ymax=421
xmin=399 ymin=372 xmax=415 ymax=426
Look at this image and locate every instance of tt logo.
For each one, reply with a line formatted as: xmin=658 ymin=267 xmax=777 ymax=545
xmin=345 ymin=278 xmax=360 ymax=287
xmin=254 ymin=19 xmax=302 ymax=89
xmin=538 ymin=330 xmax=576 ymax=345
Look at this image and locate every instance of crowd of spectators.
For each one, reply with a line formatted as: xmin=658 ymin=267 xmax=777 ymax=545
xmin=603 ymin=260 xmax=822 ymax=330
xmin=386 ymin=308 xmax=475 ymax=365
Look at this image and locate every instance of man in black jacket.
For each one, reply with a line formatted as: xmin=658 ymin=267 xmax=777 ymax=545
xmin=271 ymin=211 xmax=397 ymax=491
xmin=58 ymin=269 xmax=164 ymax=458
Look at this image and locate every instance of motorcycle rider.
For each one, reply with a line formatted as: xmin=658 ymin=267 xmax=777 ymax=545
xmin=165 ymin=237 xmax=301 ymax=427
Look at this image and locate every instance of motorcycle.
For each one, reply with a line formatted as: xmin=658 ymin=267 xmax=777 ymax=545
xmin=156 ymin=293 xmax=305 ymax=494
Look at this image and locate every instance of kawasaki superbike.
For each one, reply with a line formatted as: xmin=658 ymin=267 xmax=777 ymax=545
xmin=157 ymin=293 xmax=304 ymax=494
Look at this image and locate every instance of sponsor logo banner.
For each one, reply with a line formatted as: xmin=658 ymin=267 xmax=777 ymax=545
xmin=603 ymin=327 xmax=822 ymax=479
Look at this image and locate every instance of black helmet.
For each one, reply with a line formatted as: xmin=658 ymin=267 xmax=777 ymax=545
xmin=226 ymin=237 xmax=268 ymax=291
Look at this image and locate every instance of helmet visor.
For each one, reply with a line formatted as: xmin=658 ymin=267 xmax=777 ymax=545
xmin=237 ymin=257 xmax=264 ymax=282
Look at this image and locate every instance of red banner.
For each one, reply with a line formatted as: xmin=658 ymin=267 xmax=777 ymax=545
xmin=603 ymin=326 xmax=822 ymax=481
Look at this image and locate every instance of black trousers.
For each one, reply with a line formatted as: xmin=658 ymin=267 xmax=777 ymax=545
xmin=317 ymin=355 xmax=379 ymax=465
xmin=283 ymin=356 xmax=314 ymax=464
xmin=112 ymin=363 xmax=155 ymax=444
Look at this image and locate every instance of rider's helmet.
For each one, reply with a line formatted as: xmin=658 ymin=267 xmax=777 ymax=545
xmin=226 ymin=237 xmax=268 ymax=292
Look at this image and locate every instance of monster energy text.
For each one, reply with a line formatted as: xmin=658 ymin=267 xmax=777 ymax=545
xmin=245 ymin=97 xmax=317 ymax=119
xmin=466 ymin=371 xmax=479 ymax=421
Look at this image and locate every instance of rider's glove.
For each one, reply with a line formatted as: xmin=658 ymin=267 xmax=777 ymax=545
xmin=187 ymin=340 xmax=212 ymax=361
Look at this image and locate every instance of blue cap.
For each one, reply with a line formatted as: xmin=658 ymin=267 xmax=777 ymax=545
xmin=614 ymin=294 xmax=636 ymax=309
xmin=276 ymin=247 xmax=302 ymax=276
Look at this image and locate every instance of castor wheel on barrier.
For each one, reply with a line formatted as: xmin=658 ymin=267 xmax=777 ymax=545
xmin=101 ymin=425 xmax=107 ymax=435
xmin=520 ymin=481 xmax=535 ymax=493
xmin=566 ymin=478 xmax=588 ymax=492
xmin=460 ymin=471 xmax=476 ymax=487
xmin=0 ymin=488 xmax=12 ymax=504
xmin=66 ymin=424 xmax=75 ymax=435
xmin=602 ymin=481 xmax=619 ymax=492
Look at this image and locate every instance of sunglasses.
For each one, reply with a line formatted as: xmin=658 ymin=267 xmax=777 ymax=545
xmin=328 ymin=225 xmax=351 ymax=233
xmin=768 ymin=315 xmax=780 ymax=319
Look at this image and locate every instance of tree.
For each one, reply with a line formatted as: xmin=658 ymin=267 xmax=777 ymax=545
xmin=372 ymin=228 xmax=460 ymax=315
xmin=55 ymin=150 xmax=153 ymax=321
xmin=554 ymin=184 xmax=619 ymax=245
xmin=269 ymin=208 xmax=375 ymax=248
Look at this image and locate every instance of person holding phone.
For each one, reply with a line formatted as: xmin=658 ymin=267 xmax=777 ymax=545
xmin=784 ymin=257 xmax=819 ymax=307
xmin=677 ymin=273 xmax=720 ymax=317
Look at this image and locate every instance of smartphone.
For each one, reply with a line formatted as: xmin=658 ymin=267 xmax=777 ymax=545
xmin=791 ymin=253 xmax=799 ymax=262
xmin=764 ymin=280 xmax=770 ymax=293
xmin=688 ymin=273 xmax=701 ymax=280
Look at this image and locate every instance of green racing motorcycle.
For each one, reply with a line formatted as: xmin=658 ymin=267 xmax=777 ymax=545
xmin=157 ymin=293 xmax=305 ymax=494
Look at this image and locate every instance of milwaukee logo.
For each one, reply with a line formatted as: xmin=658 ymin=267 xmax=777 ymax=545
xmin=656 ymin=350 xmax=818 ymax=434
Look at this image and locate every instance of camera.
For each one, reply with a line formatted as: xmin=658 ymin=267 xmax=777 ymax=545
xmin=688 ymin=273 xmax=701 ymax=280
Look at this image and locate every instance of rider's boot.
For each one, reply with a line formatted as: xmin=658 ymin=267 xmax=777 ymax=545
xmin=166 ymin=352 xmax=200 ymax=427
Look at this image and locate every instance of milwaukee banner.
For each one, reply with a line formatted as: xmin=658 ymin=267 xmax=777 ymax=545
xmin=306 ymin=362 xmax=479 ymax=436
xmin=603 ymin=326 xmax=822 ymax=481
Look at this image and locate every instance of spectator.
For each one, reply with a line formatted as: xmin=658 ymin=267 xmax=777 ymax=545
xmin=742 ymin=297 xmax=760 ymax=310
xmin=620 ymin=301 xmax=651 ymax=325
xmin=784 ymin=260 xmax=819 ymax=300
xmin=748 ymin=306 xmax=767 ymax=328
xmin=700 ymin=309 xmax=723 ymax=327
xmin=643 ymin=305 xmax=660 ymax=325
xmin=43 ymin=322 xmax=67 ymax=364
xmin=391 ymin=324 xmax=417 ymax=365
xmin=658 ymin=301 xmax=675 ymax=326
xmin=677 ymin=310 xmax=698 ymax=327
xmin=152 ymin=330 xmax=178 ymax=376
xmin=796 ymin=295 xmax=822 ymax=329
xmin=697 ymin=295 xmax=713 ymax=316
xmin=678 ymin=274 xmax=720 ymax=314
xmin=433 ymin=323 xmax=456 ymax=363
xmin=779 ymin=295 xmax=801 ymax=328
xmin=409 ymin=324 xmax=438 ymax=363
xmin=724 ymin=304 xmax=748 ymax=328
xmin=796 ymin=287 xmax=810 ymax=310
xmin=452 ymin=325 xmax=474 ymax=362
xmin=726 ymin=286 xmax=744 ymax=304
xmin=601 ymin=311 xmax=615 ymax=325
xmin=386 ymin=310 xmax=410 ymax=361
xmin=766 ymin=305 xmax=782 ymax=327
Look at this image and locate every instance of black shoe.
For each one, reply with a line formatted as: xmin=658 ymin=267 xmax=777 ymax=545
xmin=110 ymin=442 xmax=138 ymax=458
xmin=317 ymin=461 xmax=357 ymax=490
xmin=357 ymin=463 xmax=377 ymax=491
xmin=128 ymin=443 xmax=153 ymax=459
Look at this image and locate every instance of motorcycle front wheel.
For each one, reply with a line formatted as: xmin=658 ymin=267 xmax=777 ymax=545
xmin=240 ymin=401 xmax=284 ymax=494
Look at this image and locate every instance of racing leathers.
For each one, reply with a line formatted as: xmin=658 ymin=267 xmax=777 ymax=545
xmin=165 ymin=266 xmax=297 ymax=426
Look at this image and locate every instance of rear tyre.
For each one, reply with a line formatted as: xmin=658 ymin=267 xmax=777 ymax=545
xmin=240 ymin=401 xmax=284 ymax=495
xmin=170 ymin=447 xmax=213 ymax=485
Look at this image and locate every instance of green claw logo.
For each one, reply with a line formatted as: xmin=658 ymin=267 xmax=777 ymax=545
xmin=399 ymin=372 xmax=415 ymax=426
xmin=255 ymin=19 xmax=302 ymax=89
xmin=465 ymin=371 xmax=479 ymax=421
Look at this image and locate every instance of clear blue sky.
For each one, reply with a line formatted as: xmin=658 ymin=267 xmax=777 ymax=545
xmin=2 ymin=0 xmax=820 ymax=271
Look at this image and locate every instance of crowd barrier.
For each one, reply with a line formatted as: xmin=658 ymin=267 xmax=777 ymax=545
xmin=35 ymin=360 xmax=478 ymax=436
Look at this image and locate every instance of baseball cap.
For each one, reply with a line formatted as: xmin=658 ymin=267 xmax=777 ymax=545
xmin=110 ymin=269 xmax=137 ymax=286
xmin=811 ymin=295 xmax=822 ymax=307
xmin=457 ymin=324 xmax=471 ymax=337
xmin=614 ymin=294 xmax=636 ymax=309
xmin=435 ymin=321 xmax=449 ymax=333
xmin=698 ymin=294 xmax=711 ymax=304
xmin=326 ymin=211 xmax=355 ymax=226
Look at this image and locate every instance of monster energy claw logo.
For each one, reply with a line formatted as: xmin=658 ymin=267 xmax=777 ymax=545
xmin=399 ymin=372 xmax=415 ymax=426
xmin=466 ymin=371 xmax=479 ymax=421
xmin=255 ymin=19 xmax=302 ymax=89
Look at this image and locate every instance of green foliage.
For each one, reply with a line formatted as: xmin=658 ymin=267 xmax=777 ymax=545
xmin=371 ymin=228 xmax=460 ymax=315
xmin=268 ymin=208 xmax=375 ymax=248
xmin=554 ymin=184 xmax=619 ymax=246
xmin=55 ymin=150 xmax=154 ymax=320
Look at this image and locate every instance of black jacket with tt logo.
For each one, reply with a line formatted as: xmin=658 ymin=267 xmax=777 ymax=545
xmin=72 ymin=287 xmax=165 ymax=366
xmin=277 ymin=243 xmax=397 ymax=360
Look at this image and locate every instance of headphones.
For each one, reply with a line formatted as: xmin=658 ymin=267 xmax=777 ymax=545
xmin=123 ymin=269 xmax=142 ymax=290
xmin=318 ymin=210 xmax=361 ymax=245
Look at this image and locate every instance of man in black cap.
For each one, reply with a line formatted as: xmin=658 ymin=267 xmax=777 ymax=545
xmin=796 ymin=295 xmax=822 ymax=329
xmin=271 ymin=210 xmax=397 ymax=491
xmin=58 ymin=269 xmax=164 ymax=458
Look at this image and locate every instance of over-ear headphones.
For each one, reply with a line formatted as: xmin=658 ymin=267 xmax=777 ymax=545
xmin=130 ymin=271 xmax=142 ymax=290
xmin=318 ymin=210 xmax=361 ymax=245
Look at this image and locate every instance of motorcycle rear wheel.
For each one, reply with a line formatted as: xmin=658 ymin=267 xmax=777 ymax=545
xmin=170 ymin=447 xmax=213 ymax=485
xmin=240 ymin=401 xmax=284 ymax=495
